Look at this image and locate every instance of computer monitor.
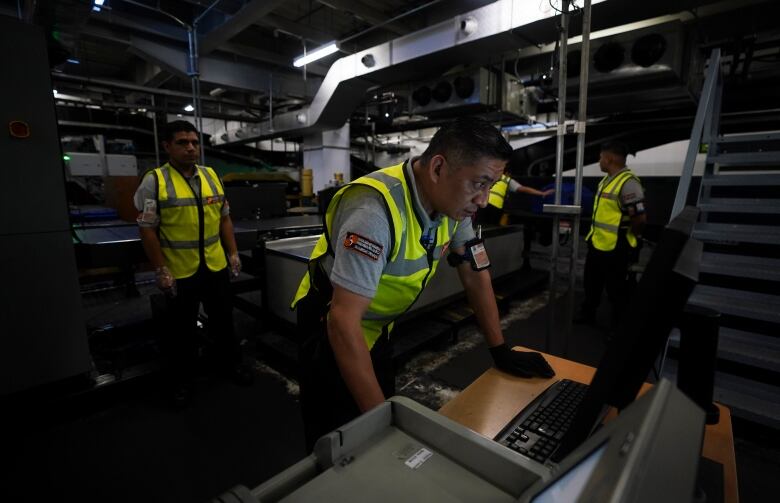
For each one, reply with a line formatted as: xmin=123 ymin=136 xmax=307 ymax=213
xmin=524 ymin=379 xmax=704 ymax=503
xmin=530 ymin=443 xmax=608 ymax=503
xmin=552 ymin=206 xmax=702 ymax=462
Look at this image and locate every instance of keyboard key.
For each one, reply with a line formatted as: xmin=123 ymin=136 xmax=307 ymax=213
xmin=519 ymin=434 xmax=529 ymax=442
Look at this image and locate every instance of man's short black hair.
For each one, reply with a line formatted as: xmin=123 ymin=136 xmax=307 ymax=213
xmin=162 ymin=120 xmax=199 ymax=142
xmin=600 ymin=141 xmax=630 ymax=159
xmin=420 ymin=117 xmax=513 ymax=167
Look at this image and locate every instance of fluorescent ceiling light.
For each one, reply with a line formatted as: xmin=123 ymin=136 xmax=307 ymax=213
xmin=294 ymin=42 xmax=339 ymax=68
xmin=66 ymin=58 xmax=80 ymax=64
xmin=52 ymin=89 xmax=58 ymax=95
xmin=183 ymin=104 xmax=195 ymax=112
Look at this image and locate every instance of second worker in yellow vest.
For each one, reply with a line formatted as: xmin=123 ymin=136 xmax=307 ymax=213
xmin=575 ymin=141 xmax=647 ymax=329
xmin=292 ymin=118 xmax=555 ymax=451
xmin=474 ymin=172 xmax=554 ymax=226
xmin=134 ymin=120 xmax=252 ymax=408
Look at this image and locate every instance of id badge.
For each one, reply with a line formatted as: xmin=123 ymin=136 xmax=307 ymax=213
xmin=140 ymin=198 xmax=157 ymax=223
xmin=468 ymin=239 xmax=491 ymax=271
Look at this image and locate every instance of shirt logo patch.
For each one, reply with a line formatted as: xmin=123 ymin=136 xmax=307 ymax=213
xmin=205 ymin=196 xmax=221 ymax=205
xmin=343 ymin=232 xmax=383 ymax=261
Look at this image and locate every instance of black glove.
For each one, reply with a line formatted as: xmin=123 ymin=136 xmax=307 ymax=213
xmin=489 ymin=344 xmax=555 ymax=378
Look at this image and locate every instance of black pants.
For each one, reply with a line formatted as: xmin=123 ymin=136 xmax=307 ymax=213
xmin=161 ymin=265 xmax=239 ymax=387
xmin=581 ymin=237 xmax=633 ymax=324
xmin=298 ymin=323 xmax=395 ymax=452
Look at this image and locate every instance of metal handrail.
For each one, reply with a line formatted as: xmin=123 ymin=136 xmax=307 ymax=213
xmin=670 ymin=48 xmax=722 ymax=221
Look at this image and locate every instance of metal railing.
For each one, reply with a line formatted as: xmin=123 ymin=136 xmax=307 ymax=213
xmin=670 ymin=48 xmax=723 ymax=221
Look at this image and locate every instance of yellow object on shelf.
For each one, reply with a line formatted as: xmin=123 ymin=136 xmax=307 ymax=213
xmin=301 ymin=168 xmax=313 ymax=197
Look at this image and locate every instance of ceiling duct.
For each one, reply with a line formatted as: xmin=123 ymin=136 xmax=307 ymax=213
xmin=213 ymin=0 xmax=614 ymax=145
xmin=410 ymin=68 xmax=527 ymax=118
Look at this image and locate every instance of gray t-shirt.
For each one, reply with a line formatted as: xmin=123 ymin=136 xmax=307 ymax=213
xmin=133 ymin=167 xmax=230 ymax=227
xmin=328 ymin=161 xmax=476 ymax=299
xmin=508 ymin=178 xmax=523 ymax=192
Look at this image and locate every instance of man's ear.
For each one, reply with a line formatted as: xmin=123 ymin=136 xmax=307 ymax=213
xmin=430 ymin=155 xmax=445 ymax=183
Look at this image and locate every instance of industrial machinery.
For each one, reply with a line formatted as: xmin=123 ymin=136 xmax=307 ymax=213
xmin=1 ymin=16 xmax=91 ymax=395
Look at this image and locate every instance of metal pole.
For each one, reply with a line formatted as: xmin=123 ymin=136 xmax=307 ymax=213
xmin=268 ymin=75 xmax=274 ymax=133
xmin=151 ymin=94 xmax=161 ymax=167
xmin=546 ymin=0 xmax=570 ymax=354
xmin=565 ymin=0 xmax=592 ymax=357
xmin=186 ymin=27 xmax=205 ymax=163
xmin=195 ymin=76 xmax=205 ymax=161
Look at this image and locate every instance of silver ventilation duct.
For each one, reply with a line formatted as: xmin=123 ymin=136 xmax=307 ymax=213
xmin=214 ymin=0 xmax=611 ymax=145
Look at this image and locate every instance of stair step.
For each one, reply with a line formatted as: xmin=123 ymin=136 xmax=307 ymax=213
xmin=701 ymin=173 xmax=780 ymax=186
xmin=693 ymin=223 xmax=780 ymax=245
xmin=669 ymin=327 xmax=780 ymax=372
xmin=715 ymin=132 xmax=780 ymax=144
xmin=699 ymin=197 xmax=780 ymax=214
xmin=708 ymin=151 xmax=780 ymax=166
xmin=689 ymin=285 xmax=780 ymax=324
xmin=700 ymin=252 xmax=780 ymax=281
xmin=661 ymin=359 xmax=780 ymax=428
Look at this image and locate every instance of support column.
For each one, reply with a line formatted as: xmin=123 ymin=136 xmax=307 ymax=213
xmin=303 ymin=122 xmax=351 ymax=194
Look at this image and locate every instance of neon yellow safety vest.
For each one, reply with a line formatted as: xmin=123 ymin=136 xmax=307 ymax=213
xmin=586 ymin=169 xmax=641 ymax=251
xmin=488 ymin=174 xmax=511 ymax=209
xmin=153 ymin=163 xmax=228 ymax=279
xmin=291 ymin=162 xmax=459 ymax=350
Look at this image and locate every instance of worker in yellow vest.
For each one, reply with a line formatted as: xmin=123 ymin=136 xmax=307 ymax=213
xmin=473 ymin=171 xmax=554 ymax=226
xmin=133 ymin=121 xmax=252 ymax=407
xmin=574 ymin=142 xmax=646 ymax=328
xmin=292 ymin=118 xmax=554 ymax=450
xmin=474 ymin=169 xmax=555 ymax=271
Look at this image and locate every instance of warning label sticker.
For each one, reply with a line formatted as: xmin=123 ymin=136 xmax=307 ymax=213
xmin=404 ymin=448 xmax=433 ymax=470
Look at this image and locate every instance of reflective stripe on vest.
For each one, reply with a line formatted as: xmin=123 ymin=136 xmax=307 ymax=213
xmin=154 ymin=164 xmax=227 ymax=279
xmin=488 ymin=174 xmax=511 ymax=209
xmin=291 ymin=162 xmax=459 ymax=350
xmin=585 ymin=169 xmax=640 ymax=251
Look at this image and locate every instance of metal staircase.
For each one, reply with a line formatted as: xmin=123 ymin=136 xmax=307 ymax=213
xmin=670 ymin=49 xmax=780 ymax=427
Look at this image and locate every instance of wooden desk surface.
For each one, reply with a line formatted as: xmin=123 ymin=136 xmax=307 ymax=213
xmin=439 ymin=346 xmax=739 ymax=503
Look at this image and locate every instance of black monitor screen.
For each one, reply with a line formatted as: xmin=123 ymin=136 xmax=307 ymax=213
xmin=552 ymin=206 xmax=701 ymax=462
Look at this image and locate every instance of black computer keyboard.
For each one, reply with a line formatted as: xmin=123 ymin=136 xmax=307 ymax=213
xmin=497 ymin=379 xmax=589 ymax=463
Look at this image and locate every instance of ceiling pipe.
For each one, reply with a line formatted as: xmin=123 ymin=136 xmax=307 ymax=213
xmin=50 ymin=72 xmax=267 ymax=111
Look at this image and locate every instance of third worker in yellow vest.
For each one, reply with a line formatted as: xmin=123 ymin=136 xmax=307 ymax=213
xmin=291 ymin=118 xmax=555 ymax=451
xmin=574 ymin=141 xmax=646 ymax=330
